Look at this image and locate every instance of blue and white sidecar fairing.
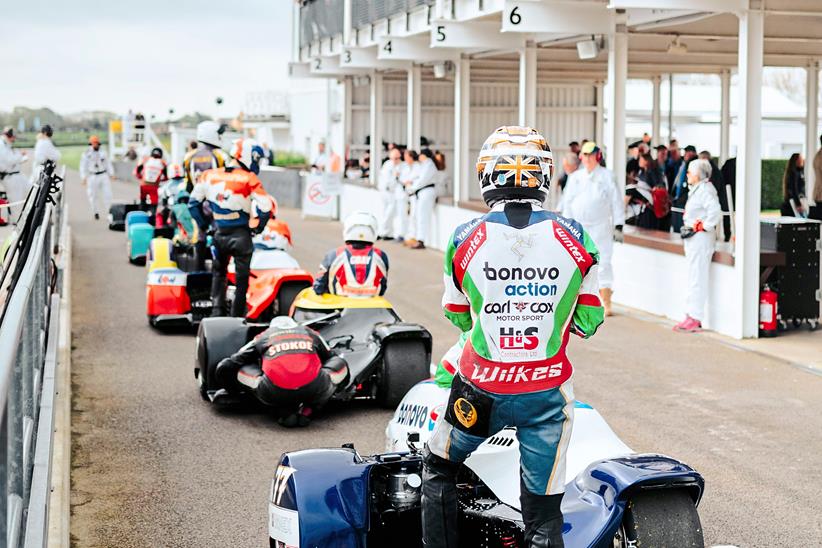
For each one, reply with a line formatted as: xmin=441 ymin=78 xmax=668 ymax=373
xmin=268 ymin=383 xmax=705 ymax=548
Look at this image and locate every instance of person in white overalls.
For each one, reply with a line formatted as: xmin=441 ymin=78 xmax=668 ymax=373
xmin=377 ymin=148 xmax=403 ymax=240
xmin=561 ymin=142 xmax=625 ymax=315
xmin=0 ymin=127 xmax=31 ymax=224
xmin=31 ymin=125 xmax=61 ymax=183
xmin=79 ymin=135 xmax=115 ymax=220
xmin=398 ymin=149 xmax=419 ymax=244
xmin=406 ymin=148 xmax=437 ymax=249
xmin=674 ymin=159 xmax=722 ymax=333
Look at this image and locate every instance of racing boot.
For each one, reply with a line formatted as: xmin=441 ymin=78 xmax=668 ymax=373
xmin=520 ymin=480 xmax=564 ymax=548
xmin=421 ymin=447 xmax=460 ymax=548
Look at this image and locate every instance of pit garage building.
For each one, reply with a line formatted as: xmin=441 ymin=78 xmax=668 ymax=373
xmin=288 ymin=0 xmax=822 ymax=339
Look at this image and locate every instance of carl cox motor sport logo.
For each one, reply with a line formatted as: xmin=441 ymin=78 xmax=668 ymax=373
xmin=499 ymin=326 xmax=539 ymax=350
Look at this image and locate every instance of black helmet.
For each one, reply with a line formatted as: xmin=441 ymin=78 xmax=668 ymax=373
xmin=41 ymin=125 xmax=54 ymax=138
xmin=151 ymin=147 xmax=163 ymax=159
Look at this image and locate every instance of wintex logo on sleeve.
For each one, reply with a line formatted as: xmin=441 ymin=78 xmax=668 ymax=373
xmin=453 ymin=223 xmax=487 ymax=283
xmin=553 ymin=223 xmax=592 ymax=272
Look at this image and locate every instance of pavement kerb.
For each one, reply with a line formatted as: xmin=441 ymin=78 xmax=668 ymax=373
xmin=47 ymin=203 xmax=71 ymax=548
xmin=613 ymin=302 xmax=822 ymax=377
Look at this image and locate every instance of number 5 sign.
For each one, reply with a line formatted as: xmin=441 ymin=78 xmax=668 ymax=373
xmin=501 ymin=1 xmax=612 ymax=34
xmin=430 ymin=20 xmax=524 ymax=49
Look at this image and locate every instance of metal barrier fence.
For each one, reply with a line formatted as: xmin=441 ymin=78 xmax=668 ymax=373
xmin=0 ymin=163 xmax=64 ymax=548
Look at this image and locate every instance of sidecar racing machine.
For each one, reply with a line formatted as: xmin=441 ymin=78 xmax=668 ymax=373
xmin=125 ymin=210 xmax=155 ymax=265
xmin=145 ymin=236 xmax=312 ymax=329
xmin=195 ymin=288 xmax=432 ymax=408
xmin=268 ymin=381 xmax=705 ymax=548
xmin=108 ymin=201 xmax=142 ymax=231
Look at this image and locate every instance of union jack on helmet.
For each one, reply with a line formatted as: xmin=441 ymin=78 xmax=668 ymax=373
xmin=476 ymin=126 xmax=554 ymax=206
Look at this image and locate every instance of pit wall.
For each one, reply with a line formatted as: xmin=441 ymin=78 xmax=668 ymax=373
xmin=335 ymin=182 xmax=740 ymax=338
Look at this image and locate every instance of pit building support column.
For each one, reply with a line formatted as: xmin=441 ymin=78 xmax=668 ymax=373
xmin=407 ymin=65 xmax=422 ymax=150
xmin=518 ymin=41 xmax=537 ymax=127
xmin=369 ymin=71 xmax=383 ymax=187
xmin=734 ymin=1 xmax=764 ymax=338
xmin=720 ymin=68 xmax=731 ymax=164
xmin=805 ymin=61 xmax=819 ymax=198
xmin=453 ymin=55 xmax=471 ymax=203
xmin=605 ymin=10 xmax=628 ymax=189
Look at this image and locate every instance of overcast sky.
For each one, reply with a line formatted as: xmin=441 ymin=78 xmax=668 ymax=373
xmin=1 ymin=0 xmax=292 ymax=118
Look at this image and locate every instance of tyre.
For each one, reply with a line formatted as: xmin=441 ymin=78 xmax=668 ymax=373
xmin=614 ymin=490 xmax=704 ymax=548
xmin=195 ymin=318 xmax=249 ymax=401
xmin=376 ymin=340 xmax=429 ymax=408
xmin=275 ymin=281 xmax=311 ymax=317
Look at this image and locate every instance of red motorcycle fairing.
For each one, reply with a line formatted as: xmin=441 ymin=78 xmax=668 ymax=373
xmin=146 ymin=269 xmax=190 ymax=316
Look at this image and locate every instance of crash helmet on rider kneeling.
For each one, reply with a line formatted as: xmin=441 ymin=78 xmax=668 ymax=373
xmin=342 ymin=211 xmax=378 ymax=245
xmin=476 ymin=126 xmax=554 ymax=207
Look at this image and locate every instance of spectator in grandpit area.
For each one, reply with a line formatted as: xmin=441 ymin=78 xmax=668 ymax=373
xmin=311 ymin=140 xmax=328 ymax=172
xmin=553 ymin=152 xmax=581 ymax=211
xmin=811 ymin=134 xmax=822 ymax=221
xmin=561 ymin=141 xmax=624 ymax=316
xmin=674 ymin=159 xmax=722 ymax=333
xmin=405 ymin=148 xmax=437 ymax=249
xmin=397 ymin=149 xmax=418 ymax=244
xmin=377 ymin=147 xmax=403 ymax=240
xmin=557 ymin=141 xmax=581 ymax=191
xmin=626 ymin=141 xmax=646 ymax=184
xmin=626 ymin=153 xmax=661 ymax=230
xmin=808 ymin=169 xmax=822 ymax=221
xmin=671 ymin=145 xmax=698 ymax=232
xmin=0 ymin=127 xmax=30 ymax=223
xmin=360 ymin=150 xmax=370 ymax=179
xmin=780 ymin=153 xmax=806 ymax=217
xmin=666 ymin=139 xmax=682 ymax=189
xmin=31 ymin=125 xmax=61 ymax=182
xmin=655 ymin=145 xmax=671 ymax=231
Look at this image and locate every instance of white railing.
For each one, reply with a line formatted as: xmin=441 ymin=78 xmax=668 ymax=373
xmin=0 ymin=163 xmax=65 ymax=548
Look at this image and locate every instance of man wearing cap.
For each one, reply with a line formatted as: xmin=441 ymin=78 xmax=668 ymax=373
xmin=32 ymin=125 xmax=61 ymax=182
xmin=561 ymin=142 xmax=624 ymax=315
xmin=0 ymin=127 xmax=31 ymax=224
xmin=79 ymin=135 xmax=114 ymax=220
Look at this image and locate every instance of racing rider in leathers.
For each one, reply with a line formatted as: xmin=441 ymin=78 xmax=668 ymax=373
xmin=313 ymin=211 xmax=389 ymax=298
xmin=184 ymin=121 xmax=230 ymax=191
xmin=422 ymin=126 xmax=605 ymax=548
xmin=135 ymin=147 xmax=168 ymax=214
xmin=215 ymin=316 xmax=348 ymax=426
xmin=189 ymin=138 xmax=271 ymax=318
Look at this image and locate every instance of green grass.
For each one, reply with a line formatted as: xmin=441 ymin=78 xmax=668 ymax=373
xmin=59 ymin=145 xmax=87 ymax=171
xmin=273 ymin=151 xmax=307 ymax=168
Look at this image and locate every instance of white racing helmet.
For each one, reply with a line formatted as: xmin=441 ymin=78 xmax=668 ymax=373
xmin=269 ymin=315 xmax=298 ymax=331
xmin=229 ymin=138 xmax=259 ymax=172
xmin=343 ymin=211 xmax=378 ymax=244
xmin=197 ymin=121 xmax=224 ymax=148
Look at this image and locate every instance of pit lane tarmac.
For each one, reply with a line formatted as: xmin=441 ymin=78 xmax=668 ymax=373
xmin=68 ymin=171 xmax=822 ymax=547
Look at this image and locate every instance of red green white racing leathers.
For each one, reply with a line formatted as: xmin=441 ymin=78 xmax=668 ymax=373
xmin=442 ymin=201 xmax=604 ymax=395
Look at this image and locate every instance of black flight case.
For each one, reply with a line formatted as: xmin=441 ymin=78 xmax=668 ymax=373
xmin=760 ymin=217 xmax=821 ymax=330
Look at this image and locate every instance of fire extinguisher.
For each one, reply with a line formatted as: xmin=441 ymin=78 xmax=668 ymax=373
xmin=759 ymin=284 xmax=778 ymax=337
